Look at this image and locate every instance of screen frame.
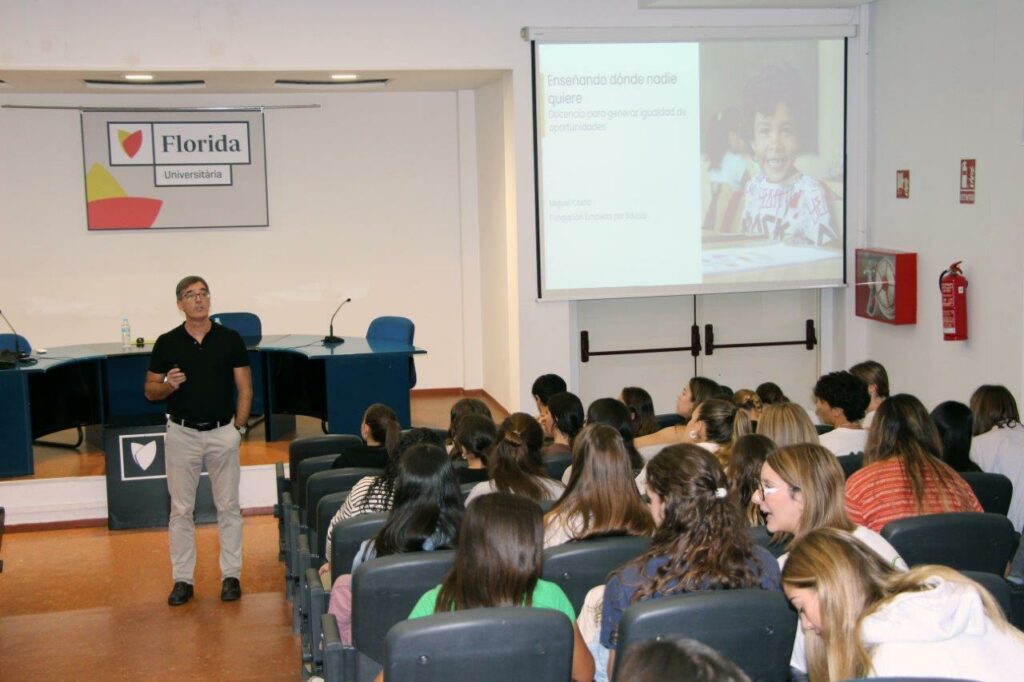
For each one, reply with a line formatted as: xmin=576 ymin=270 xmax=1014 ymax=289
xmin=531 ymin=33 xmax=850 ymax=302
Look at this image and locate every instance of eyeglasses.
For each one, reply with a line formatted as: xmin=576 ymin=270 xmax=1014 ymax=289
xmin=758 ymin=481 xmax=800 ymax=498
xmin=182 ymin=290 xmax=210 ymax=301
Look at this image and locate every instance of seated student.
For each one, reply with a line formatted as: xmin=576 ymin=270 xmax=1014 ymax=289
xmin=755 ymin=381 xmax=788 ymax=406
xmin=782 ymin=528 xmax=1024 ymax=682
xmin=451 ymin=414 xmax=496 ymax=485
xmin=464 ymin=413 xmax=564 ymax=504
xmin=540 ymin=391 xmax=585 ymax=461
xmin=812 ymin=371 xmax=870 ymax=456
xmin=754 ymin=443 xmax=905 ymax=676
xmin=756 ymin=402 xmax=819 ymax=447
xmin=969 ymin=385 xmax=1024 ymax=531
xmin=322 ymin=428 xmax=445 ymax=567
xmin=845 ymin=394 xmax=982 ymax=533
xmin=406 ymin=493 xmax=595 ymax=682
xmin=930 ymin=400 xmax=981 ymax=473
xmin=446 ymin=397 xmax=492 ymax=459
xmin=732 ymin=388 xmax=763 ymax=424
xmin=601 ymin=445 xmax=781 ymax=675
xmin=614 ymin=637 xmax=751 ymax=682
xmin=635 ymin=377 xmax=721 ymax=450
xmin=728 ymin=433 xmax=776 ymax=527
xmin=619 ymin=386 xmax=659 ymax=438
xmin=849 ymin=359 xmax=889 ymax=429
xmin=635 ymin=398 xmax=749 ymax=495
xmin=330 ymin=403 xmax=399 ymax=469
xmin=564 ymin=398 xmax=645 ymax=485
xmin=327 ymin=444 xmax=463 ymax=644
xmin=532 ymin=373 xmax=567 ymax=415
xmin=543 ymin=424 xmax=654 ymax=548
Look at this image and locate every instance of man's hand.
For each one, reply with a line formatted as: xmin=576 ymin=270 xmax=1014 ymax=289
xmin=165 ymin=367 xmax=186 ymax=391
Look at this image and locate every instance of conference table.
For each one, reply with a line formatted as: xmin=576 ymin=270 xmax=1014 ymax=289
xmin=0 ymin=334 xmax=425 ymax=478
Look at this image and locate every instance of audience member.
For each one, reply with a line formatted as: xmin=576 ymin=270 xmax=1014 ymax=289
xmin=601 ymin=445 xmax=781 ymax=675
xmin=812 ymin=371 xmax=869 ymax=456
xmin=755 ymin=381 xmax=788 ymax=406
xmin=331 ymin=403 xmax=398 ymax=469
xmin=581 ymin=398 xmax=644 ymax=474
xmin=635 ymin=377 xmax=721 ymax=449
xmin=849 ymin=360 xmax=889 ymax=429
xmin=969 ymin=385 xmax=1024 ymax=531
xmin=446 ymin=397 xmax=492 ymax=460
xmin=732 ymin=388 xmax=763 ymax=423
xmin=540 ymin=391 xmax=585 ymax=461
xmin=452 ymin=413 xmax=496 ymax=484
xmin=756 ymin=402 xmax=819 ymax=447
xmin=620 ymin=386 xmax=659 ymax=438
xmin=464 ymin=413 xmax=564 ymax=504
xmin=614 ymin=637 xmax=751 ymax=682
xmin=543 ymin=424 xmax=654 ymax=548
xmin=782 ymin=528 xmax=1024 ymax=682
xmin=407 ymin=493 xmax=595 ymax=682
xmin=327 ymin=444 xmax=463 ymax=643
xmin=845 ymin=394 xmax=982 ymax=533
xmin=532 ymin=373 xmax=568 ymax=414
xmin=728 ymin=433 xmax=775 ymax=526
xmin=930 ymin=400 xmax=980 ymax=473
xmin=323 ymin=428 xmax=444 ymax=562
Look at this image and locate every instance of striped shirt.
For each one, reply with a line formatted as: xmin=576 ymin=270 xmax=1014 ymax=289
xmin=323 ymin=475 xmax=395 ymax=561
xmin=845 ymin=458 xmax=982 ymax=533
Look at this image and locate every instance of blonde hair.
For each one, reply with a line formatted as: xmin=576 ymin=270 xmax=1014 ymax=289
xmin=783 ymin=528 xmax=1021 ymax=682
xmin=765 ymin=444 xmax=853 ymax=546
xmin=756 ymin=403 xmax=819 ymax=447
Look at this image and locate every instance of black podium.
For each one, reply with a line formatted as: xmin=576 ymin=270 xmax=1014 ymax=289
xmin=103 ymin=424 xmax=217 ymax=530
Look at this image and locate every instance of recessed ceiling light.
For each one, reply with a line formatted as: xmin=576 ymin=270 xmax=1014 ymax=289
xmin=330 ymin=74 xmax=359 ymax=81
xmin=124 ymin=74 xmax=154 ymax=81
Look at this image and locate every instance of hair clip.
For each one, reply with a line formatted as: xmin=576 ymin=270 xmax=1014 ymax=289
xmin=714 ymin=487 xmax=727 ymax=498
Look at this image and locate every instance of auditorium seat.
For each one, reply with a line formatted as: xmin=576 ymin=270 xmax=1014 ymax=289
xmin=837 ymin=452 xmax=863 ymax=479
xmin=747 ymin=524 xmax=789 ymax=559
xmin=655 ymin=413 xmax=684 ymax=429
xmin=613 ymin=589 xmax=797 ymax=682
xmin=541 ymin=535 xmax=652 ymax=614
xmin=383 ymin=607 xmax=573 ymax=682
xmin=961 ymin=471 xmax=1014 ymax=518
xmin=881 ymin=512 xmax=1017 ymax=575
xmin=543 ymin=449 xmax=572 ymax=481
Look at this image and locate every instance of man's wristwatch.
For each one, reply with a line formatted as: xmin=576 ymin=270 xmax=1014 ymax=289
xmin=236 ymin=424 xmax=248 ymax=436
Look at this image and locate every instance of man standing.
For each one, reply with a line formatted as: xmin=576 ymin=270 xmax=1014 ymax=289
xmin=145 ymin=276 xmax=252 ymax=606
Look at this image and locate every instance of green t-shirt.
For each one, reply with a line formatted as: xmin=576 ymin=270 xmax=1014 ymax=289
xmin=408 ymin=579 xmax=576 ymax=623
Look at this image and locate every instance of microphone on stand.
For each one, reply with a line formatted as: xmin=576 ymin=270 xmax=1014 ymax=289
xmin=323 ymin=298 xmax=352 ymax=345
xmin=0 ymin=308 xmax=31 ymax=360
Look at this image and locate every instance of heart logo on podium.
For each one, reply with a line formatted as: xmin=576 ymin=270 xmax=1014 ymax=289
xmin=130 ymin=440 xmax=158 ymax=471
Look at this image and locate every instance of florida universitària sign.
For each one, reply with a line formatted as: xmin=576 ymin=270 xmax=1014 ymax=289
xmin=80 ymin=110 xmax=268 ymax=230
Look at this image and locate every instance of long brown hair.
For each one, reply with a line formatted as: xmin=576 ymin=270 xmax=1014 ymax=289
xmin=783 ymin=528 xmax=1021 ymax=682
xmin=621 ymin=386 xmax=659 ymax=437
xmin=970 ymin=384 xmax=1021 ymax=435
xmin=545 ymin=424 xmax=654 ymax=540
xmin=363 ymin=403 xmax=399 ymax=446
xmin=695 ymin=398 xmax=752 ymax=469
xmin=728 ymin=433 xmax=776 ymax=526
xmin=435 ymin=493 xmax=543 ymax=611
xmin=864 ymin=394 xmax=963 ymax=512
xmin=489 ymin=413 xmax=552 ymax=501
xmin=447 ymin=397 xmax=493 ymax=459
xmin=623 ymin=444 xmax=760 ymax=603
xmin=766 ymin=444 xmax=854 ymax=546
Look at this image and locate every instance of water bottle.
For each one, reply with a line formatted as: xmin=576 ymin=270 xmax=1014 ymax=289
xmin=121 ymin=317 xmax=131 ymax=349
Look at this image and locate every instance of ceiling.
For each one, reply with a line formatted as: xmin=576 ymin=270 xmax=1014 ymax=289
xmin=0 ymin=69 xmax=506 ymax=95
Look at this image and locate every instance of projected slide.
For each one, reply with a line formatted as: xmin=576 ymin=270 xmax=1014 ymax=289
xmin=534 ymin=39 xmax=846 ymax=299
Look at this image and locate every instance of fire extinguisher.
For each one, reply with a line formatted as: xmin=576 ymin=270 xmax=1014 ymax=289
xmin=939 ymin=261 xmax=968 ymax=341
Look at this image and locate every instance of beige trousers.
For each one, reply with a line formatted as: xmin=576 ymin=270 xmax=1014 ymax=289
xmin=165 ymin=422 xmax=243 ymax=583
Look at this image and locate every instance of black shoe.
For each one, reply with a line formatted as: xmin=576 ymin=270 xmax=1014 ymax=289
xmin=221 ymin=577 xmax=242 ymax=602
xmin=168 ymin=581 xmax=194 ymax=606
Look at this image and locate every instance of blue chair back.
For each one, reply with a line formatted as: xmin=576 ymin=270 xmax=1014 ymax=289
xmin=367 ymin=316 xmax=417 ymax=388
xmin=0 ymin=333 xmax=31 ymax=355
xmin=212 ymin=312 xmax=262 ymax=340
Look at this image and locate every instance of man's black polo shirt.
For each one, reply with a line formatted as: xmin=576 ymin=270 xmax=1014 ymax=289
xmin=149 ymin=321 xmax=249 ymax=422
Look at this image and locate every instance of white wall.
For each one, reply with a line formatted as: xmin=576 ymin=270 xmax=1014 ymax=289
xmin=862 ymin=0 xmax=1024 ymax=408
xmin=0 ymin=90 xmax=469 ymax=389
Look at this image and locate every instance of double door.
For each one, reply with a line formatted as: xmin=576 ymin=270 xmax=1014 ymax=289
xmin=575 ymin=290 xmax=820 ymax=414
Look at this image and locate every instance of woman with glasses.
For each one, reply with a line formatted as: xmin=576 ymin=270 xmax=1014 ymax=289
xmin=753 ymin=443 xmax=905 ymax=677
